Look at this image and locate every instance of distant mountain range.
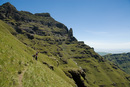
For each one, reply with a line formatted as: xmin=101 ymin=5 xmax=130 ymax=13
xmin=104 ymin=52 xmax=130 ymax=74
xmin=1 ymin=2 xmax=130 ymax=87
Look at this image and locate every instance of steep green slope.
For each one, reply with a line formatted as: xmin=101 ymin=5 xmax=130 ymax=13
xmin=104 ymin=53 xmax=130 ymax=74
xmin=60 ymin=43 xmax=130 ymax=87
xmin=0 ymin=20 xmax=75 ymax=87
xmin=1 ymin=2 xmax=130 ymax=87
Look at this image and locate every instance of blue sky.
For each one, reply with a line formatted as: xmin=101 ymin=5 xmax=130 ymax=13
xmin=0 ymin=0 xmax=130 ymax=53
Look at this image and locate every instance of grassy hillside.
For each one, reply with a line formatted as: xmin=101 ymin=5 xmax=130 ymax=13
xmin=1 ymin=2 xmax=130 ymax=87
xmin=0 ymin=20 xmax=75 ymax=87
xmin=60 ymin=43 xmax=130 ymax=87
xmin=104 ymin=53 xmax=130 ymax=74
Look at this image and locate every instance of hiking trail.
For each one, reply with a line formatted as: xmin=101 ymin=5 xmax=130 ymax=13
xmin=18 ymin=67 xmax=28 ymax=87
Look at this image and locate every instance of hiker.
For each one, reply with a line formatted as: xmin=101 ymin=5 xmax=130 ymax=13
xmin=35 ymin=52 xmax=39 ymax=60
xmin=33 ymin=51 xmax=39 ymax=60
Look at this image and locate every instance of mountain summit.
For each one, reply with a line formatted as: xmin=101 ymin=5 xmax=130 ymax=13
xmin=0 ymin=2 xmax=17 ymax=19
xmin=0 ymin=2 xmax=130 ymax=87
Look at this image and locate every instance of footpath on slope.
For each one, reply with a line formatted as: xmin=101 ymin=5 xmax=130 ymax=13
xmin=18 ymin=67 xmax=28 ymax=87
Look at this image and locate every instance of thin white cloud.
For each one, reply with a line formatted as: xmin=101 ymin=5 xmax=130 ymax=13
xmin=84 ymin=41 xmax=130 ymax=53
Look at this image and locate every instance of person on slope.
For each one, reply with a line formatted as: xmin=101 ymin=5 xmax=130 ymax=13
xmin=33 ymin=51 xmax=39 ymax=60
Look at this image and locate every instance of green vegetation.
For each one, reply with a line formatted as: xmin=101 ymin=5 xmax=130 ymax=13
xmin=0 ymin=2 xmax=130 ymax=87
xmin=104 ymin=53 xmax=130 ymax=74
xmin=0 ymin=20 xmax=75 ymax=87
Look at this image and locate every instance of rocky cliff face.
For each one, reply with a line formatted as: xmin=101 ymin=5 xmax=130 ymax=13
xmin=1 ymin=2 xmax=130 ymax=87
xmin=0 ymin=2 xmax=78 ymax=58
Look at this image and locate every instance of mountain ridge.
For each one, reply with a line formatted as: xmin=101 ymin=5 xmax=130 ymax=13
xmin=1 ymin=2 xmax=130 ymax=87
xmin=104 ymin=52 xmax=130 ymax=74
